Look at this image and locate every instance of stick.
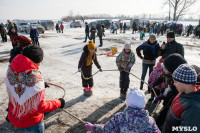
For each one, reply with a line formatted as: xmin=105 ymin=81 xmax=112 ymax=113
xmin=62 ymin=108 xmax=86 ymax=124
xmin=48 ymin=83 xmax=66 ymax=98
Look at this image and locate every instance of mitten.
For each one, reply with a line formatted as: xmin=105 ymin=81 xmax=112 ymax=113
xmin=78 ymin=68 xmax=82 ymax=72
xmin=99 ymin=68 xmax=103 ymax=72
xmin=44 ymin=82 xmax=50 ymax=88
xmin=85 ymin=122 xmax=93 ymax=131
xmin=58 ymin=98 xmax=65 ymax=108
xmin=155 ymin=94 xmax=165 ymax=101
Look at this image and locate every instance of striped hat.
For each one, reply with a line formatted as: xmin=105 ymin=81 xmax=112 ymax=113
xmin=173 ymin=64 xmax=197 ymax=84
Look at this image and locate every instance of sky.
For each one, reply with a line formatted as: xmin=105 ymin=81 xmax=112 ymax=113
xmin=0 ymin=0 xmax=200 ymax=20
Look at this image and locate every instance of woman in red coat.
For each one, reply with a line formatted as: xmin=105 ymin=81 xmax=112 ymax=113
xmin=6 ymin=45 xmax=65 ymax=132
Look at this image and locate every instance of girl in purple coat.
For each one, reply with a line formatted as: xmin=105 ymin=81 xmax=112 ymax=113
xmin=148 ymin=61 xmax=166 ymax=102
xmin=85 ymin=87 xmax=160 ymax=133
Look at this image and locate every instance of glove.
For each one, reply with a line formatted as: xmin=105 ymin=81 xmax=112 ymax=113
xmin=78 ymin=68 xmax=82 ymax=72
xmin=99 ymin=68 xmax=103 ymax=72
xmin=44 ymin=82 xmax=50 ymax=88
xmin=85 ymin=122 xmax=93 ymax=131
xmin=58 ymin=98 xmax=65 ymax=108
xmin=155 ymin=94 xmax=165 ymax=101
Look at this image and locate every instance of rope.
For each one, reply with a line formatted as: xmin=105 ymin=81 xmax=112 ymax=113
xmin=62 ymin=108 xmax=86 ymax=124
xmin=48 ymin=83 xmax=66 ymax=98
xmin=81 ymin=70 xmax=99 ymax=80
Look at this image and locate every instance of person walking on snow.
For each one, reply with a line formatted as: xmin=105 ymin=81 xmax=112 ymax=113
xmin=60 ymin=23 xmax=64 ymax=33
xmin=33 ymin=27 xmax=39 ymax=46
xmin=6 ymin=45 xmax=65 ymax=133
xmin=116 ymin=43 xmax=135 ymax=100
xmin=83 ymin=22 xmax=90 ymax=42
xmin=78 ymin=40 xmax=102 ymax=96
xmin=85 ymin=87 xmax=160 ymax=133
xmin=90 ymin=26 xmax=96 ymax=43
xmin=136 ymin=34 xmax=160 ymax=90
xmin=0 ymin=23 xmax=7 ymax=42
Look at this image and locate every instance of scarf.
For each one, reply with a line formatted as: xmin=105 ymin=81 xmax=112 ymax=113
xmin=86 ymin=53 xmax=93 ymax=66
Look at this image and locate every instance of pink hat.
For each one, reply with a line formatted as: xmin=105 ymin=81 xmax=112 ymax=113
xmin=156 ymin=62 xmax=162 ymax=68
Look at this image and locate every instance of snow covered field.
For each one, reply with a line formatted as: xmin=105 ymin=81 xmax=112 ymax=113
xmin=0 ymin=24 xmax=200 ymax=132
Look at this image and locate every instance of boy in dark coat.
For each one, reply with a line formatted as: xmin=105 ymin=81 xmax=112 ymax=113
xmin=90 ymin=26 xmax=96 ymax=43
xmin=78 ymin=40 xmax=102 ymax=96
xmin=162 ymin=64 xmax=200 ymax=133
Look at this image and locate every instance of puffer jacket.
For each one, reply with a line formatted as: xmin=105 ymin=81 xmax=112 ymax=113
xmin=162 ymin=86 xmax=200 ymax=133
xmin=6 ymin=54 xmax=61 ymax=128
xmin=116 ymin=49 xmax=135 ymax=70
xmin=92 ymin=106 xmax=160 ymax=133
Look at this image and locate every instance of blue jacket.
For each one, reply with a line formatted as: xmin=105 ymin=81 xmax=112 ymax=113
xmin=136 ymin=40 xmax=160 ymax=61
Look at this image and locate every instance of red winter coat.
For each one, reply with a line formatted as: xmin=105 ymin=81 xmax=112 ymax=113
xmin=60 ymin=24 xmax=64 ymax=30
xmin=6 ymin=54 xmax=61 ymax=128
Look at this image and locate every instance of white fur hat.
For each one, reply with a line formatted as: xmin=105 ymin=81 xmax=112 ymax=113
xmin=124 ymin=43 xmax=131 ymax=50
xmin=126 ymin=87 xmax=146 ymax=109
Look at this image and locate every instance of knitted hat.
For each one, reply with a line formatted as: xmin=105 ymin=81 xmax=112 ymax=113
xmin=88 ymin=40 xmax=96 ymax=50
xmin=22 ymin=45 xmax=43 ymax=63
xmin=15 ymin=36 xmax=32 ymax=46
xmin=124 ymin=43 xmax=131 ymax=50
xmin=167 ymin=31 xmax=175 ymax=38
xmin=163 ymin=53 xmax=187 ymax=73
xmin=156 ymin=62 xmax=162 ymax=68
xmin=126 ymin=87 xmax=145 ymax=109
xmin=173 ymin=64 xmax=197 ymax=84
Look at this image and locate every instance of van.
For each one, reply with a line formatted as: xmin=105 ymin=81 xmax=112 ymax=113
xmin=39 ymin=20 xmax=54 ymax=30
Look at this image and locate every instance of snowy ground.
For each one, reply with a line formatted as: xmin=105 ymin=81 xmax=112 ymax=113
xmin=0 ymin=23 xmax=200 ymax=133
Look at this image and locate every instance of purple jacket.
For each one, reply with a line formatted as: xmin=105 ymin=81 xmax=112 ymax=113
xmin=92 ymin=106 xmax=160 ymax=133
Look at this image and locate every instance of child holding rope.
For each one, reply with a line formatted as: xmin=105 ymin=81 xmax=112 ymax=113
xmin=148 ymin=61 xmax=166 ymax=102
xmin=116 ymin=43 xmax=135 ymax=100
xmin=78 ymin=40 xmax=102 ymax=96
xmin=85 ymin=87 xmax=160 ymax=133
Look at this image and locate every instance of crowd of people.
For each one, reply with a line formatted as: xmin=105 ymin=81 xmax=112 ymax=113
xmin=1 ymin=19 xmax=200 ymax=133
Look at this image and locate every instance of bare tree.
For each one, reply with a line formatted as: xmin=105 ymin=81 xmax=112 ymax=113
xmin=164 ymin=0 xmax=197 ymax=21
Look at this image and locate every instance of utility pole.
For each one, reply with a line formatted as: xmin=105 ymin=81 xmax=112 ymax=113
xmin=169 ymin=0 xmax=171 ymax=21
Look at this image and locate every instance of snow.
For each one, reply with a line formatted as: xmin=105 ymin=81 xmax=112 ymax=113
xmin=0 ymin=24 xmax=200 ymax=132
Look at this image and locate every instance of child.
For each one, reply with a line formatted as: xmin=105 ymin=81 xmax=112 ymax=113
xmin=85 ymin=87 xmax=160 ymax=133
xmin=140 ymin=30 xmax=145 ymax=40
xmin=116 ymin=43 xmax=135 ymax=100
xmin=6 ymin=45 xmax=65 ymax=132
xmin=30 ymin=26 xmax=34 ymax=44
xmin=78 ymin=40 xmax=102 ymax=96
xmin=148 ymin=61 xmax=166 ymax=102
xmin=162 ymin=64 xmax=200 ymax=133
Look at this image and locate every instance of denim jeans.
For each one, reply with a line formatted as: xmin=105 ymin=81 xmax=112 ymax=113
xmin=140 ymin=63 xmax=155 ymax=89
xmin=84 ymin=33 xmax=90 ymax=42
xmin=17 ymin=120 xmax=44 ymax=133
xmin=99 ymin=36 xmax=103 ymax=46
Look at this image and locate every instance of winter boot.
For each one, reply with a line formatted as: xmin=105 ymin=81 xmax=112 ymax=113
xmin=84 ymin=87 xmax=92 ymax=96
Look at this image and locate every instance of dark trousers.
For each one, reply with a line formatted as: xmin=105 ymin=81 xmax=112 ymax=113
xmin=140 ymin=63 xmax=154 ymax=89
xmin=99 ymin=36 xmax=103 ymax=46
xmin=1 ymin=35 xmax=7 ymax=42
xmin=81 ymin=66 xmax=93 ymax=87
xmin=34 ymin=40 xmax=40 ymax=46
xmin=120 ymin=71 xmax=130 ymax=94
xmin=84 ymin=33 xmax=90 ymax=42
xmin=61 ymin=29 xmax=63 ymax=33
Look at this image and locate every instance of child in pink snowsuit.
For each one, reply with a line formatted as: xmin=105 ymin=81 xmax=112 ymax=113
xmin=148 ymin=61 xmax=166 ymax=102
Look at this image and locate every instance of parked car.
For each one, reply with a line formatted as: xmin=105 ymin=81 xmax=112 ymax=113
xmin=39 ymin=20 xmax=54 ymax=30
xmin=88 ymin=21 xmax=97 ymax=28
xmin=96 ymin=20 xmax=111 ymax=29
xmin=25 ymin=23 xmax=45 ymax=34
xmin=70 ymin=21 xmax=82 ymax=28
xmin=16 ymin=22 xmax=29 ymax=32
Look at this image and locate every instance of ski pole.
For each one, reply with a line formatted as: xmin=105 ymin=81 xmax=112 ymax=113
xmin=62 ymin=108 xmax=86 ymax=124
